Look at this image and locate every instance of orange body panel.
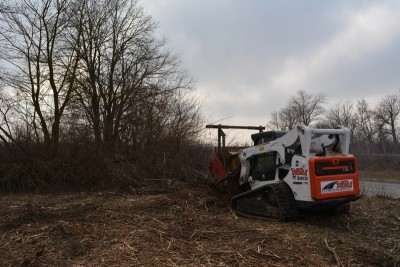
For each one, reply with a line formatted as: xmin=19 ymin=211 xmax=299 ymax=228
xmin=309 ymin=155 xmax=360 ymax=200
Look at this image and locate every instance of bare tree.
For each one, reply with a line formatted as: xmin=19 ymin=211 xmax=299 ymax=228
xmin=269 ymin=90 xmax=326 ymax=130
xmin=355 ymin=98 xmax=375 ymax=143
xmin=374 ymin=94 xmax=400 ymax=145
xmin=269 ymin=111 xmax=282 ymax=130
xmin=0 ymin=89 xmax=19 ymax=149
xmin=289 ymin=90 xmax=326 ymax=126
xmin=72 ymin=0 xmax=192 ymax=151
xmin=166 ymin=91 xmax=204 ymax=150
xmin=269 ymin=105 xmax=298 ymax=131
xmin=0 ymin=88 xmax=41 ymax=153
xmin=0 ymin=0 xmax=80 ymax=152
xmin=0 ymin=0 xmax=204 ymax=191
xmin=325 ymin=100 xmax=357 ymax=129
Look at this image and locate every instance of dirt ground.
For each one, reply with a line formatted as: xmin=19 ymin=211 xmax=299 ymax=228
xmin=0 ymin=181 xmax=399 ymax=267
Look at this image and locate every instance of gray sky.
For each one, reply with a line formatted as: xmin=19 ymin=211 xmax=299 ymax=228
xmin=141 ymin=0 xmax=400 ymax=128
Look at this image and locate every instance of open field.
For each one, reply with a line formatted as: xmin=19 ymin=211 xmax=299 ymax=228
xmin=0 ymin=181 xmax=399 ymax=266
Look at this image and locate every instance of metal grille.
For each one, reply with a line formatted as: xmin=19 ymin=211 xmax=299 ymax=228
xmin=315 ymin=160 xmax=355 ymax=176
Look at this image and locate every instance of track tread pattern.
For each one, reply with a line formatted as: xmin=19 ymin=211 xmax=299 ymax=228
xmin=231 ymin=182 xmax=298 ymax=221
xmin=273 ymin=183 xmax=299 ymax=221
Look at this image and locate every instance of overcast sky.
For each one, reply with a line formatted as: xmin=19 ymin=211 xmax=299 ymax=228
xmin=141 ymin=0 xmax=400 ymax=129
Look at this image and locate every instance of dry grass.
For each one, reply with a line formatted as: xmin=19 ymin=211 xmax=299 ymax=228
xmin=0 ymin=181 xmax=399 ymax=266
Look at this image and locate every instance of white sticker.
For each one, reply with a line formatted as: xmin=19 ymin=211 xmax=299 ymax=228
xmin=321 ymin=179 xmax=354 ymax=194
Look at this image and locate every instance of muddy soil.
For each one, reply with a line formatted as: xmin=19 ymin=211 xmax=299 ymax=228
xmin=0 ymin=181 xmax=399 ymax=266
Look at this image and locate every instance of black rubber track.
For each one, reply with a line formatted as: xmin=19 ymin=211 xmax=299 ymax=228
xmin=231 ymin=182 xmax=298 ymax=221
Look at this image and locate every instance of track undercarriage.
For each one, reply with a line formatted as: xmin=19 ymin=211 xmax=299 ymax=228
xmin=231 ymin=182 xmax=299 ymax=221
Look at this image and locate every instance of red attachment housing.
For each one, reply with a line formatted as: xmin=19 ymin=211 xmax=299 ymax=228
xmin=309 ymin=155 xmax=360 ymax=200
xmin=209 ymin=158 xmax=228 ymax=182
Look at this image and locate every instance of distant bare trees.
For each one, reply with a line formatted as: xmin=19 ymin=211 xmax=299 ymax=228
xmin=269 ymin=89 xmax=400 ymax=154
xmin=355 ymin=99 xmax=375 ymax=143
xmin=289 ymin=90 xmax=327 ymax=126
xmin=269 ymin=90 xmax=326 ymax=130
xmin=325 ymin=100 xmax=357 ymax=129
xmin=269 ymin=106 xmax=297 ymax=131
xmin=374 ymin=94 xmax=400 ymax=145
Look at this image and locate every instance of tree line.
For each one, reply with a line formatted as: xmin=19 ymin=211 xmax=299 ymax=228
xmin=0 ymin=0 xmax=397 ymax=191
xmin=269 ymin=90 xmax=400 ymax=159
xmin=0 ymin=0 xmax=206 ymax=191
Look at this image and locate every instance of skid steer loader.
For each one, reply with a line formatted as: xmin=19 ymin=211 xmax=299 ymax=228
xmin=206 ymin=124 xmax=360 ymax=221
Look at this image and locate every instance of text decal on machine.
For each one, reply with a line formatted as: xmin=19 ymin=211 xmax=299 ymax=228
xmin=321 ymin=179 xmax=353 ymax=194
xmin=291 ymin=168 xmax=308 ymax=180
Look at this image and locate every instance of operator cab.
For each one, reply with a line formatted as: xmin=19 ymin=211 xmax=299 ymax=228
xmin=249 ymin=131 xmax=288 ymax=181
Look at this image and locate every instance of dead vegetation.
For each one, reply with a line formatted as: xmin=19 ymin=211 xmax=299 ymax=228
xmin=0 ymin=180 xmax=399 ymax=267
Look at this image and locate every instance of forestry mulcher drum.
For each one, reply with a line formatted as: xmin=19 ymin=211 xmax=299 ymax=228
xmin=207 ymin=124 xmax=361 ymax=221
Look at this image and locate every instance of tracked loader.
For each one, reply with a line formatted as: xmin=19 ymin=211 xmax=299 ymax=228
xmin=207 ymin=124 xmax=361 ymax=221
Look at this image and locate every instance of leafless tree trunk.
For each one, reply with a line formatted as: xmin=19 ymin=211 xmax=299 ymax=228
xmin=374 ymin=94 xmax=400 ymax=145
xmin=355 ymin=98 xmax=375 ymax=143
xmin=0 ymin=0 xmax=80 ymax=153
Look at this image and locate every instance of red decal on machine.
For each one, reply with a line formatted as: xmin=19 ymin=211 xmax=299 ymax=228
xmin=292 ymin=168 xmax=308 ymax=176
xmin=291 ymin=168 xmax=308 ymax=181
